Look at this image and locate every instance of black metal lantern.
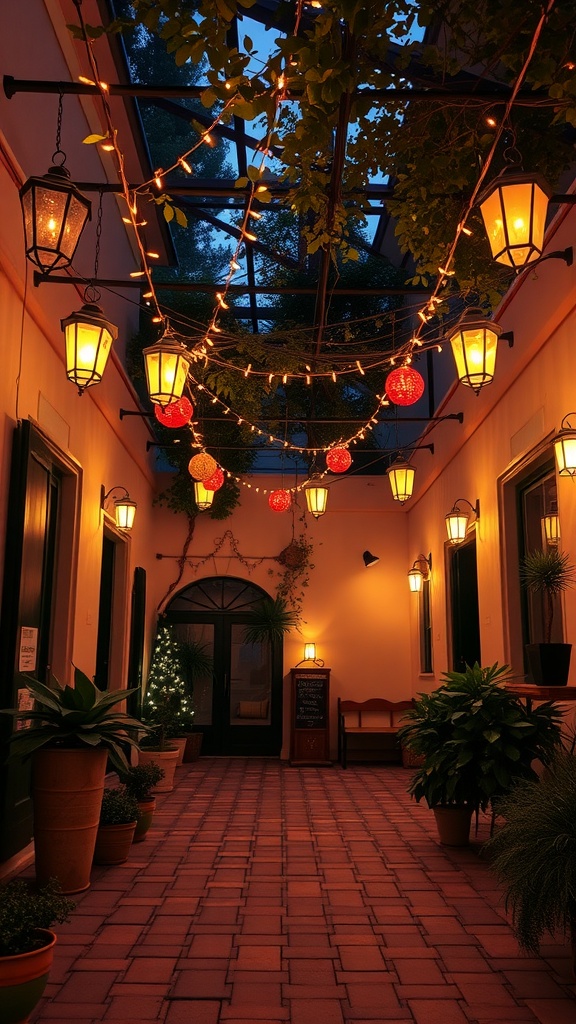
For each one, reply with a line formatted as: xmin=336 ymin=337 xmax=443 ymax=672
xmin=61 ymin=301 xmax=118 ymax=394
xmin=447 ymin=311 xmax=502 ymax=394
xmin=143 ymin=333 xmax=192 ymax=406
xmin=20 ymin=164 xmax=91 ymax=272
xmin=478 ymin=169 xmax=551 ymax=269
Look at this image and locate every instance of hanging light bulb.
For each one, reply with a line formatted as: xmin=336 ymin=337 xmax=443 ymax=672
xmin=143 ymin=332 xmax=192 ymax=406
xmin=447 ymin=310 xmax=502 ymax=394
xmin=387 ymin=458 xmax=415 ymax=503
xmin=61 ymin=300 xmax=117 ymax=394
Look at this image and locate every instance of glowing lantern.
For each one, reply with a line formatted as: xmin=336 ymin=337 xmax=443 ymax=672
xmin=326 ymin=447 xmax=352 ymax=473
xmin=61 ymin=301 xmax=117 ymax=393
xmin=304 ymin=475 xmax=329 ymax=518
xmin=385 ymin=366 xmax=425 ymax=406
xmin=478 ymin=169 xmax=551 ymax=268
xmin=194 ymin=480 xmax=214 ymax=511
xmin=553 ymin=414 xmax=576 ymax=477
xmin=447 ymin=311 xmax=502 ymax=393
xmin=386 ymin=458 xmax=415 ymax=503
xmin=143 ymin=334 xmax=191 ymax=406
xmin=154 ymin=396 xmax=193 ymax=428
xmin=188 ymin=453 xmax=217 ymax=480
xmin=20 ymin=163 xmax=91 ymax=272
xmin=204 ymin=467 xmax=225 ymax=491
xmin=268 ymin=489 xmax=292 ymax=512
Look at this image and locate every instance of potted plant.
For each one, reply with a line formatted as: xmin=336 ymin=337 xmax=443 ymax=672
xmin=486 ymin=746 xmax=576 ymax=971
xmin=118 ymin=762 xmax=165 ymax=842
xmin=93 ymin=788 xmax=139 ymax=865
xmin=140 ymin=624 xmax=193 ymax=786
xmin=243 ymin=595 xmax=299 ymax=645
xmin=1 ymin=667 xmax=148 ymax=893
xmin=0 ymin=877 xmax=75 ymax=1024
xmin=178 ymin=638 xmax=213 ymax=762
xmin=398 ymin=662 xmax=562 ymax=846
xmin=520 ymin=548 xmax=576 ymax=686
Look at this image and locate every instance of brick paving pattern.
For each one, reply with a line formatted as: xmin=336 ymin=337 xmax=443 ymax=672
xmin=27 ymin=758 xmax=576 ymax=1023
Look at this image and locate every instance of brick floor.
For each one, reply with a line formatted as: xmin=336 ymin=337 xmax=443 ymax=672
xmin=23 ymin=758 xmax=576 ymax=1024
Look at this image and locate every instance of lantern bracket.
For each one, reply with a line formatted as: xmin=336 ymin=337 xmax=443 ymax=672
xmin=101 ymin=484 xmax=132 ymax=508
xmin=519 ymin=245 xmax=573 ymax=274
xmin=410 ymin=553 xmax=432 ymax=577
xmin=448 ymin=497 xmax=480 ymax=520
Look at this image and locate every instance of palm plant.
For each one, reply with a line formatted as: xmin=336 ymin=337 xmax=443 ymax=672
xmin=243 ymin=596 xmax=299 ymax=645
xmin=520 ymin=549 xmax=576 ymax=644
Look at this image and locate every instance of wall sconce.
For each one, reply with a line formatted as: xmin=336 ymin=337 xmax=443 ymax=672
xmin=296 ymin=643 xmax=325 ymax=667
xmin=143 ymin=330 xmax=192 ymax=406
xmin=446 ymin=310 xmax=513 ymax=394
xmin=541 ymin=501 xmax=560 ymax=547
xmin=445 ymin=498 xmax=480 ymax=545
xmin=363 ymin=550 xmax=380 ymax=568
xmin=386 ymin=457 xmax=415 ymax=503
xmin=101 ymin=486 xmax=137 ymax=530
xmin=408 ymin=553 xmax=431 ymax=593
xmin=194 ymin=480 xmax=214 ymax=511
xmin=553 ymin=413 xmax=576 ymax=477
xmin=303 ymin=475 xmax=329 ymax=518
xmin=61 ymin=299 xmax=117 ymax=394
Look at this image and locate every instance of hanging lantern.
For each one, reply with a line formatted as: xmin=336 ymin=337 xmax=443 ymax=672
xmin=542 ymin=504 xmax=560 ymax=547
xmin=204 ymin=467 xmax=225 ymax=491
xmin=154 ymin=396 xmax=194 ymax=428
xmin=268 ymin=489 xmax=292 ymax=512
xmin=188 ymin=452 xmax=217 ymax=481
xmin=303 ymin=475 xmax=329 ymax=518
xmin=326 ymin=447 xmax=352 ymax=474
xmin=408 ymin=566 xmax=424 ymax=593
xmin=143 ymin=334 xmax=191 ymax=406
xmin=385 ymin=366 xmax=425 ymax=406
xmin=194 ymin=480 xmax=214 ymax=511
xmin=447 ymin=311 xmax=502 ymax=394
xmin=386 ymin=458 xmax=415 ymax=503
xmin=61 ymin=301 xmax=117 ymax=394
xmin=553 ymin=414 xmax=576 ymax=477
xmin=20 ymin=163 xmax=91 ymax=272
xmin=478 ymin=169 xmax=551 ymax=269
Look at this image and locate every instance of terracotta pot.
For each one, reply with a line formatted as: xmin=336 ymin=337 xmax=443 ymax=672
xmin=432 ymin=806 xmax=473 ymax=847
xmin=93 ymin=821 xmax=137 ymax=865
xmin=526 ymin=643 xmax=572 ymax=686
xmin=138 ymin=748 xmax=179 ymax=792
xmin=0 ymin=928 xmax=55 ymax=1024
xmin=171 ymin=737 xmax=187 ymax=766
xmin=32 ymin=748 xmax=108 ymax=893
xmin=133 ymin=797 xmax=156 ymax=842
xmin=183 ymin=732 xmax=203 ymax=763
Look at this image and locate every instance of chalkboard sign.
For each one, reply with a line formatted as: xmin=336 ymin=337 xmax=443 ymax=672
xmin=290 ymin=668 xmax=331 ymax=765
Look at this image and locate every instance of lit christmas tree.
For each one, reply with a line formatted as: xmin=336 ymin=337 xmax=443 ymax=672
xmin=142 ymin=623 xmax=194 ymax=748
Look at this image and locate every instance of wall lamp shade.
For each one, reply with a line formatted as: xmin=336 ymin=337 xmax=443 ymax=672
xmin=478 ymin=169 xmax=551 ymax=268
xmin=61 ymin=302 xmax=117 ymax=393
xmin=102 ymin=486 xmax=137 ymax=530
xmin=194 ymin=479 xmax=214 ymax=511
xmin=447 ymin=312 xmax=502 ymax=393
xmin=304 ymin=643 xmax=317 ymax=661
xmin=143 ymin=335 xmax=192 ymax=406
xmin=20 ymin=165 xmax=91 ymax=272
xmin=554 ymin=414 xmax=576 ymax=477
xmin=386 ymin=458 xmax=415 ymax=503
xmin=445 ymin=498 xmax=480 ymax=545
xmin=408 ymin=553 xmax=431 ymax=593
xmin=363 ymin=550 xmax=380 ymax=568
xmin=304 ymin=476 xmax=329 ymax=518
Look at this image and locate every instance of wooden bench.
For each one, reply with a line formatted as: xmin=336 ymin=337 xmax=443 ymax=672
xmin=337 ymin=698 xmax=414 ymax=769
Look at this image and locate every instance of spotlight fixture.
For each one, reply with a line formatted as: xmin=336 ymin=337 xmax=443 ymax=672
xmin=445 ymin=498 xmax=480 ymax=545
xmin=363 ymin=550 xmax=380 ymax=568
xmin=553 ymin=413 xmax=576 ymax=477
xmin=101 ymin=486 xmax=137 ymax=530
xmin=408 ymin=553 xmax=431 ymax=594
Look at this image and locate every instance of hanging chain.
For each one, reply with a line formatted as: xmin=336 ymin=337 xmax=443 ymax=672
xmin=85 ymin=192 xmax=103 ymax=304
xmin=52 ymin=92 xmax=66 ymax=166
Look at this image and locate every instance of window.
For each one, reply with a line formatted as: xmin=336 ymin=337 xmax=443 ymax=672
xmin=419 ymin=577 xmax=433 ymax=674
xmin=518 ymin=467 xmax=562 ymax=645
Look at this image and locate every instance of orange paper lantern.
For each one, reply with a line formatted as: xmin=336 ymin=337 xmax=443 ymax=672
xmin=188 ymin=452 xmax=217 ymax=480
xmin=326 ymin=447 xmax=352 ymax=473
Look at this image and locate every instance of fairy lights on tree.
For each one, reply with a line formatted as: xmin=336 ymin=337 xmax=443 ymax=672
xmin=142 ymin=623 xmax=195 ymax=744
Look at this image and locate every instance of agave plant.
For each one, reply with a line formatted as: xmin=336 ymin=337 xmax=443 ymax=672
xmin=2 ymin=667 xmax=148 ymax=772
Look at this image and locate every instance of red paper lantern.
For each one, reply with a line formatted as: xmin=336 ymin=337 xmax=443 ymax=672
xmin=188 ymin=452 xmax=217 ymax=480
xmin=326 ymin=447 xmax=352 ymax=473
xmin=204 ymin=467 xmax=224 ymax=491
xmin=154 ymin=396 xmax=193 ymax=428
xmin=385 ymin=366 xmax=425 ymax=406
xmin=268 ymin=489 xmax=292 ymax=512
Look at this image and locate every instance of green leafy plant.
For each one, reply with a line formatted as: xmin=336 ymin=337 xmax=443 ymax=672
xmin=179 ymin=639 xmax=213 ymax=686
xmin=2 ymin=668 xmax=148 ymax=772
xmin=486 ymin=747 xmax=576 ymax=956
xmin=99 ymin=788 xmax=139 ymax=826
xmin=398 ymin=662 xmax=562 ymax=812
xmin=118 ymin=762 xmax=165 ymax=802
xmin=243 ymin=596 xmax=300 ymax=645
xmin=0 ymin=878 xmax=75 ymax=956
xmin=520 ymin=549 xmax=576 ymax=643
xmin=142 ymin=624 xmax=195 ymax=748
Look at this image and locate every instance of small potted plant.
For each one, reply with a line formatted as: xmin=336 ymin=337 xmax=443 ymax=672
xmin=520 ymin=548 xmax=576 ymax=686
xmin=486 ymin=746 xmax=576 ymax=972
xmin=93 ymin=788 xmax=139 ymax=865
xmin=118 ymin=762 xmax=165 ymax=842
xmin=0 ymin=877 xmax=75 ymax=1024
xmin=398 ymin=662 xmax=562 ymax=846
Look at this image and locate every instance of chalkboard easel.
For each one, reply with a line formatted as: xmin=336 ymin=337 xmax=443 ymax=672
xmin=290 ymin=667 xmax=331 ymax=766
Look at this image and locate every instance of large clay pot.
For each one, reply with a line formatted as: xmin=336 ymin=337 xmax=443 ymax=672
xmin=93 ymin=821 xmax=137 ymax=865
xmin=171 ymin=737 xmax=187 ymax=766
xmin=138 ymin=748 xmax=179 ymax=792
xmin=183 ymin=732 xmax=203 ymax=763
xmin=32 ymin=748 xmax=108 ymax=893
xmin=0 ymin=929 xmax=55 ymax=1024
xmin=133 ymin=797 xmax=156 ymax=843
xmin=526 ymin=643 xmax=572 ymax=686
xmin=432 ymin=806 xmax=473 ymax=847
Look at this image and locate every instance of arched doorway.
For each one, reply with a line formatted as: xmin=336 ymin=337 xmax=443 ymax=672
xmin=164 ymin=577 xmax=283 ymax=756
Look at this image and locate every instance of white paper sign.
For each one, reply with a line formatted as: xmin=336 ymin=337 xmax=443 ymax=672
xmin=18 ymin=626 xmax=38 ymax=673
